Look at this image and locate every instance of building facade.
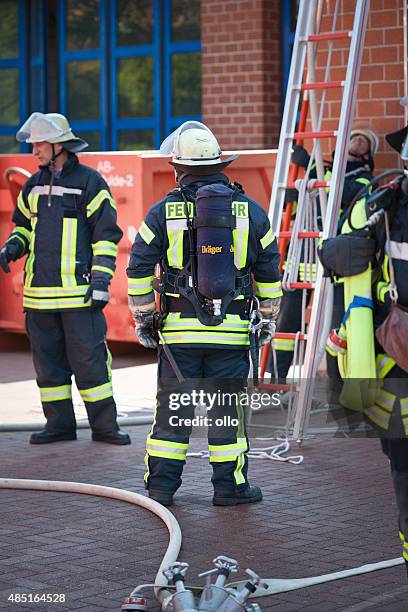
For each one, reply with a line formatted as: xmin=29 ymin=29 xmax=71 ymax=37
xmin=0 ymin=0 xmax=406 ymax=165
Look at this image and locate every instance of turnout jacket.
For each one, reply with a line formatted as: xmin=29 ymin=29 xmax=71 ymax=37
xmin=7 ymin=154 xmax=122 ymax=311
xmin=127 ymin=173 xmax=282 ymax=349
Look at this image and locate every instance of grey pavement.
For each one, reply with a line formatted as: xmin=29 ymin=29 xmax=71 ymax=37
xmin=0 ymin=348 xmax=408 ymax=611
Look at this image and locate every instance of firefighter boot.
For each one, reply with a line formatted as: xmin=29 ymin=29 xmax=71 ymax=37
xmin=30 ymin=430 xmax=77 ymax=444
xmin=148 ymin=489 xmax=174 ymax=507
xmin=92 ymin=430 xmax=131 ymax=445
xmin=213 ymin=485 xmax=263 ymax=506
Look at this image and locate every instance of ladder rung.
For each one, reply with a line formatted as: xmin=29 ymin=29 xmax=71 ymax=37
xmin=279 ymin=230 xmax=320 ymax=239
xmin=275 ymin=332 xmax=307 ymax=341
xmin=288 ymin=282 xmax=314 ymax=290
xmin=256 ymin=383 xmax=296 ymax=392
xmin=307 ymin=31 xmax=351 ymax=42
xmin=301 ymin=80 xmax=343 ymax=91
xmin=293 ymin=130 xmax=336 ymax=139
xmin=286 ymin=180 xmax=328 ymax=189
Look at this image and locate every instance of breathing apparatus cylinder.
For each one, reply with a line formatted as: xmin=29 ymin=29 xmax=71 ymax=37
xmin=195 ymin=184 xmax=236 ymax=299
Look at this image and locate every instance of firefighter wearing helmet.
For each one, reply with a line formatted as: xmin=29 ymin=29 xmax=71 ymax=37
xmin=0 ymin=113 xmax=130 ymax=445
xmin=319 ymin=117 xmax=408 ymax=576
xmin=272 ymin=127 xmax=377 ymax=383
xmin=127 ymin=121 xmax=282 ymax=506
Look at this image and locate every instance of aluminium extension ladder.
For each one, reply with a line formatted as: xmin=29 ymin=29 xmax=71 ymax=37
xmin=264 ymin=0 xmax=371 ymax=441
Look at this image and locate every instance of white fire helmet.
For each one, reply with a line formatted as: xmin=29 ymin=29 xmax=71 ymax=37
xmin=350 ymin=128 xmax=379 ymax=157
xmin=160 ymin=121 xmax=238 ymax=169
xmin=16 ymin=113 xmax=88 ymax=152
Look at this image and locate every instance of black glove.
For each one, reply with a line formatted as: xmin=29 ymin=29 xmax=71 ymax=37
xmin=318 ymin=234 xmax=375 ymax=277
xmin=84 ymin=282 xmax=110 ymax=310
xmin=133 ymin=310 xmax=158 ymax=349
xmin=0 ymin=242 xmax=21 ymax=273
xmin=292 ymin=144 xmax=310 ymax=169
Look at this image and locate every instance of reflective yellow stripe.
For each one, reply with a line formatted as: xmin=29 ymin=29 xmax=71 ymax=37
xmin=8 ymin=234 xmax=25 ymax=249
xmin=376 ymin=353 xmax=396 ymax=379
xmin=376 ymin=389 xmax=395 ymax=412
xmin=273 ymin=338 xmax=295 ymax=351
xmin=208 ymin=438 xmax=248 ymax=462
xmin=24 ymin=286 xmax=88 ymax=297
xmin=382 ymin=255 xmax=390 ymax=283
xmin=162 ymin=332 xmax=249 ymax=346
xmin=364 ymin=404 xmax=392 ymax=430
xmin=139 ymin=221 xmax=155 ymax=245
xmin=146 ymin=437 xmax=188 ymax=460
xmin=255 ymin=281 xmax=282 ymax=298
xmin=162 ymin=314 xmax=250 ymax=342
xmin=17 ymin=192 xmax=30 ymax=219
xmin=233 ymin=452 xmax=246 ymax=485
xmin=11 ymin=226 xmax=31 ymax=242
xmin=144 ymin=403 xmax=159 ymax=483
xmin=163 ymin=317 xmax=249 ymax=332
xmin=232 ymin=201 xmax=249 ymax=269
xmin=39 ymin=384 xmax=72 ymax=402
xmin=299 ymin=262 xmax=317 ymax=283
xmin=79 ymin=382 xmax=113 ymax=403
xmin=86 ymin=189 xmax=116 ymax=218
xmin=106 ymin=342 xmax=113 ymax=382
xmin=91 ymin=265 xmax=114 ymax=277
xmin=24 ymin=193 xmax=39 ymax=287
xmin=92 ymin=241 xmax=118 ymax=257
xmin=260 ymin=227 xmax=275 ymax=249
xmin=166 ymin=219 xmax=186 ymax=268
xmin=376 ymin=281 xmax=389 ymax=303
xmin=61 ymin=217 xmax=78 ymax=288
xmin=23 ymin=296 xmax=89 ymax=310
xmin=128 ymin=276 xmax=154 ymax=296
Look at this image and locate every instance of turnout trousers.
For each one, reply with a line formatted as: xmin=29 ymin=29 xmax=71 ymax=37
xmin=145 ymin=346 xmax=251 ymax=495
xmin=25 ymin=309 xmax=119 ymax=435
xmin=381 ymin=437 xmax=408 ymax=576
xmin=374 ymin=363 xmax=408 ymax=576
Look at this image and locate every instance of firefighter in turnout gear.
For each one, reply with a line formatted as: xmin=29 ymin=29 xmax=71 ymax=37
xmin=127 ymin=121 xmax=282 ymax=506
xmin=273 ymin=129 xmax=376 ymax=381
xmin=0 ymin=113 xmax=130 ymax=445
xmin=319 ymin=120 xmax=408 ymax=577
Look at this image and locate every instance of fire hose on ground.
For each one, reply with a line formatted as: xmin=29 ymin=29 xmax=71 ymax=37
xmin=0 ymin=478 xmax=405 ymax=611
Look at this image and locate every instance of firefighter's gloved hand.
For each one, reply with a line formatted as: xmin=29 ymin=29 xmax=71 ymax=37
xmin=257 ymin=297 xmax=281 ymax=347
xmin=84 ymin=282 xmax=110 ymax=310
xmin=258 ymin=320 xmax=277 ymax=347
xmin=0 ymin=242 xmax=21 ymax=273
xmin=259 ymin=297 xmax=281 ymax=321
xmin=292 ymin=144 xmax=310 ymax=169
xmin=133 ymin=310 xmax=158 ymax=349
xmin=318 ymin=233 xmax=375 ymax=277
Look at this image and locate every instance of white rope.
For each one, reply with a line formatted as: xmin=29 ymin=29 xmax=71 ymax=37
xmin=187 ymin=438 xmax=303 ymax=465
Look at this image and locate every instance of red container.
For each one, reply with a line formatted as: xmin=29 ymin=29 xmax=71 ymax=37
xmin=0 ymin=150 xmax=277 ymax=342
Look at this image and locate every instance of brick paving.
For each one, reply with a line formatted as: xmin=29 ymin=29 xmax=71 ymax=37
xmin=1 ymin=424 xmax=408 ymax=611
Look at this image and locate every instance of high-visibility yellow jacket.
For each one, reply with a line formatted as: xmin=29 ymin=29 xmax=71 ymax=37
xmin=7 ymin=154 xmax=122 ymax=311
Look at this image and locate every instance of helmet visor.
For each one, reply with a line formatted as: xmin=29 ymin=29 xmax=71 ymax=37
xmin=16 ymin=112 xmax=74 ymax=144
xmin=159 ymin=121 xmax=215 ymax=156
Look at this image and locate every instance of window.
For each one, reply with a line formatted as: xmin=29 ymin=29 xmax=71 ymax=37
xmin=2 ymin=0 xmax=201 ymax=153
xmin=58 ymin=0 xmax=107 ymax=150
xmin=0 ymin=0 xmax=27 ymax=153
